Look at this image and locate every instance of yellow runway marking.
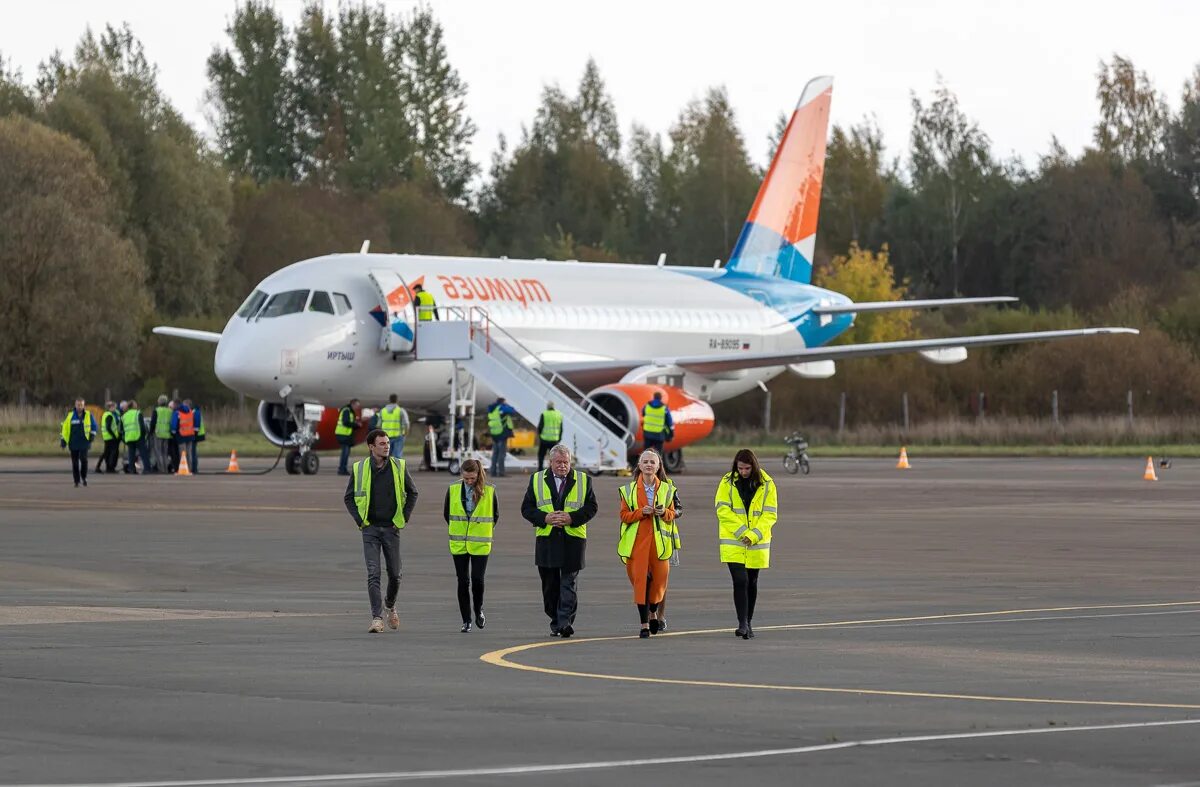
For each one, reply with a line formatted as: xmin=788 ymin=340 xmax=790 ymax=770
xmin=481 ymin=600 xmax=1200 ymax=710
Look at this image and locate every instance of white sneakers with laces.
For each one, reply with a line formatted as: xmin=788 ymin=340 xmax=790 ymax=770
xmin=368 ymin=617 xmax=384 ymax=633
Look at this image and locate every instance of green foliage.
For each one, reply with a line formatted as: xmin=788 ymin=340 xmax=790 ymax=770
xmin=0 ymin=54 xmax=34 ymax=117
xmin=1095 ymin=54 xmax=1168 ymax=164
xmin=0 ymin=116 xmax=147 ymax=402
xmin=818 ymin=119 xmax=892 ymax=260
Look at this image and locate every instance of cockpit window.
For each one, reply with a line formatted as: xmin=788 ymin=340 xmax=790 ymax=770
xmin=308 ymin=291 xmax=335 ymax=315
xmin=333 ymin=293 xmax=352 ymax=315
xmin=237 ymin=289 xmax=268 ymax=319
xmin=259 ymin=290 xmax=310 ymax=318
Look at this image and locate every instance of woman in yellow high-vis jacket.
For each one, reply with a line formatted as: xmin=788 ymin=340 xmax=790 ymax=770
xmin=443 ymin=458 xmax=498 ymax=632
xmin=714 ymin=449 xmax=778 ymax=639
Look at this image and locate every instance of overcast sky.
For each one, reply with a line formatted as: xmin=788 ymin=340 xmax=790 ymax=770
xmin=4 ymin=0 xmax=1199 ymax=174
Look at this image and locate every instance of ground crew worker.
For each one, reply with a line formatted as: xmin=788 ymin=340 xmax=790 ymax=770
xmin=715 ymin=449 xmax=778 ymax=640
xmin=379 ymin=394 xmax=410 ymax=458
xmin=486 ymin=396 xmax=516 ymax=477
xmin=343 ymin=428 xmax=419 ymax=633
xmin=149 ymin=395 xmax=172 ymax=474
xmin=618 ymin=450 xmax=676 ymax=638
xmin=520 ymin=444 xmax=598 ymax=638
xmin=443 ymin=458 xmax=497 ymax=632
xmin=641 ymin=390 xmax=674 ymax=456
xmin=61 ymin=398 xmax=97 ymax=487
xmin=335 ymin=399 xmax=361 ymax=476
xmin=121 ymin=400 xmax=150 ymax=474
xmin=172 ymin=399 xmax=200 ymax=472
xmin=413 ymin=283 xmax=438 ymax=321
xmin=95 ymin=400 xmax=122 ymax=474
xmin=536 ymin=401 xmax=562 ymax=472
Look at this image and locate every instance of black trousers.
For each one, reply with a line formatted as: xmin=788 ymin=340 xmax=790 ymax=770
xmin=168 ymin=438 xmax=179 ymax=473
xmin=97 ymin=439 xmax=120 ymax=472
xmin=643 ymin=436 xmax=665 ymax=456
xmin=537 ymin=440 xmax=553 ymax=472
xmin=361 ymin=525 xmax=401 ymax=618
xmin=452 ymin=553 xmax=488 ymax=622
xmin=727 ymin=563 xmax=761 ymax=625
xmin=538 ymin=566 xmax=579 ymax=631
xmin=69 ymin=448 xmax=88 ymax=484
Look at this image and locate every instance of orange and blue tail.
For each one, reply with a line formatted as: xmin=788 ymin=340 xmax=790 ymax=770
xmin=726 ymin=76 xmax=833 ymax=284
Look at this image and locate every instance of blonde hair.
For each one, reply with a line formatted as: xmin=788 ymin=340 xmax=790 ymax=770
xmin=637 ymin=449 xmax=668 ymax=482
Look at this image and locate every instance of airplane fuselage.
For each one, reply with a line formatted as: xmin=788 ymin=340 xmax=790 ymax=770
xmin=214 ymin=253 xmax=854 ymax=410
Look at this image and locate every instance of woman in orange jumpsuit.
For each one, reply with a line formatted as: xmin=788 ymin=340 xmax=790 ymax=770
xmin=618 ymin=450 xmax=677 ymax=638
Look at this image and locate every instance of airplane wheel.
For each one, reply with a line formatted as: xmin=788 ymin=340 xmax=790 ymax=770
xmin=301 ymin=452 xmax=319 ymax=475
xmin=663 ymin=450 xmax=685 ymax=474
xmin=285 ymin=451 xmax=302 ymax=475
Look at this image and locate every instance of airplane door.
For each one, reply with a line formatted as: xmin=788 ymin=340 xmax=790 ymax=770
xmin=368 ymin=269 xmax=416 ymax=354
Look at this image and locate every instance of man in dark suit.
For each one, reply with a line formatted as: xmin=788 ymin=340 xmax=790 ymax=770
xmin=521 ymin=443 xmax=598 ymax=638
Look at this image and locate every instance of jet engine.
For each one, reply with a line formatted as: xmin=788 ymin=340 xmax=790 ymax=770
xmin=257 ymin=401 xmax=366 ymax=452
xmin=584 ymin=383 xmax=714 ymax=471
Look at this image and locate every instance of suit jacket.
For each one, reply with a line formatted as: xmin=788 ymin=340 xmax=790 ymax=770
xmin=521 ymin=469 xmax=598 ymax=572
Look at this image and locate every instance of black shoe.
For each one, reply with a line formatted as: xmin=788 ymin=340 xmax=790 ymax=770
xmin=559 ymin=625 xmax=574 ymax=638
xmin=461 ymin=621 xmax=472 ymax=633
xmin=475 ymin=611 xmax=486 ymax=629
xmin=81 ymin=479 xmax=87 ymax=487
xmin=746 ymin=622 xmax=755 ymax=639
xmin=74 ymin=482 xmax=79 ymax=487
xmin=337 ymin=470 xmax=350 ymax=476
xmin=735 ymin=625 xmax=747 ymax=638
xmin=649 ymin=619 xmax=660 ymax=635
xmin=549 ymin=627 xmax=560 ymax=637
xmin=639 ymin=628 xmax=650 ymax=638
xmin=657 ymin=619 xmax=667 ymax=633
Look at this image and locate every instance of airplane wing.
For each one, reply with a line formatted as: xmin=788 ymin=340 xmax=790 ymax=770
xmin=153 ymin=327 xmax=222 ymax=343
xmin=548 ymin=327 xmax=1138 ymax=384
xmin=812 ymin=296 xmax=1018 ymax=314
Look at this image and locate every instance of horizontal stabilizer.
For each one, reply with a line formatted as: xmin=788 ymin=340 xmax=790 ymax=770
xmin=153 ymin=327 xmax=222 ymax=344
xmin=812 ymin=296 xmax=1018 ymax=315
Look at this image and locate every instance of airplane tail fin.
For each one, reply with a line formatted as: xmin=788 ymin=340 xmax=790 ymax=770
xmin=725 ymin=76 xmax=833 ymax=284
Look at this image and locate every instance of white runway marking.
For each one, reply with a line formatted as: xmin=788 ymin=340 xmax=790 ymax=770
xmin=8 ymin=718 xmax=1200 ymax=786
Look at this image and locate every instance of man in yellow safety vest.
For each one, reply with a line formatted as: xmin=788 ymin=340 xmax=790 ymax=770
xmin=536 ymin=402 xmax=562 ymax=472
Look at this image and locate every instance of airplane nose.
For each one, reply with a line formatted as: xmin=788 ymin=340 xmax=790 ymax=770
xmin=215 ymin=331 xmax=279 ymax=399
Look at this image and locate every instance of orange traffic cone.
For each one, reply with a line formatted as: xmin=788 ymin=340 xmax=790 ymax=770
xmin=225 ymin=450 xmax=241 ymax=473
xmin=1142 ymin=456 xmax=1157 ymax=481
xmin=896 ymin=446 xmax=911 ymax=470
xmin=177 ymin=450 xmax=192 ymax=476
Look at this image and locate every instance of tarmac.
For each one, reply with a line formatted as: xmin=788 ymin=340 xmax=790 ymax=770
xmin=1 ymin=453 xmax=1198 ymax=785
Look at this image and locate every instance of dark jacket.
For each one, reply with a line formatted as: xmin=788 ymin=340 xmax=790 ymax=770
xmin=520 ymin=469 xmax=598 ymax=572
xmin=342 ymin=458 xmax=419 ymax=527
xmin=442 ymin=485 xmax=501 ymax=525
xmin=63 ymin=409 xmax=97 ymax=451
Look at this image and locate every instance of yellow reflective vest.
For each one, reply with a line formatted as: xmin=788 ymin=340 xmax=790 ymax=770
xmin=642 ymin=401 xmax=667 ymax=435
xmin=530 ymin=470 xmax=589 ymax=539
xmin=714 ymin=470 xmax=778 ymax=569
xmin=60 ymin=410 xmax=94 ymax=443
xmin=539 ymin=409 xmax=562 ymax=442
xmin=617 ymin=478 xmax=676 ymax=563
xmin=448 ymin=482 xmax=496 ymax=555
xmin=335 ymin=406 xmax=355 ymax=437
xmin=121 ymin=409 xmax=142 ymax=443
xmin=379 ymin=405 xmax=406 ymax=437
xmin=415 ymin=290 xmax=436 ymax=321
xmin=351 ymin=458 xmax=408 ymax=528
xmin=101 ymin=410 xmax=120 ymax=441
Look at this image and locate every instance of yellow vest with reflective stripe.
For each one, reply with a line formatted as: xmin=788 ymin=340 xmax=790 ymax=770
xmin=531 ymin=470 xmax=588 ymax=539
xmin=714 ymin=470 xmax=778 ymax=569
xmin=415 ymin=290 xmax=436 ymax=321
xmin=61 ymin=410 xmax=94 ymax=443
xmin=448 ymin=482 xmax=496 ymax=555
xmin=101 ymin=411 xmax=120 ymax=441
xmin=121 ymin=409 xmax=142 ymax=443
xmin=642 ymin=402 xmax=667 ymax=435
xmin=154 ymin=406 xmax=172 ymax=439
xmin=539 ymin=409 xmax=562 ymax=441
xmin=379 ymin=405 xmax=406 ymax=437
xmin=617 ymin=479 xmax=676 ymax=563
xmin=335 ymin=406 xmax=355 ymax=437
xmin=487 ymin=406 xmax=513 ymax=436
xmin=351 ymin=458 xmax=407 ymax=528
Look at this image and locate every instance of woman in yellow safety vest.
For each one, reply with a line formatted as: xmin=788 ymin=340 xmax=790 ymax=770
xmin=714 ymin=449 xmax=778 ymax=639
xmin=618 ymin=450 xmax=677 ymax=638
xmin=443 ymin=458 xmax=498 ymax=632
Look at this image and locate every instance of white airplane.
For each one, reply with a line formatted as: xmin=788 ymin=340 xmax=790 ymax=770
xmin=156 ymin=76 xmax=1136 ymax=474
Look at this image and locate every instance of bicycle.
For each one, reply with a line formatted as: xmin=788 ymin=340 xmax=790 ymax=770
xmin=782 ymin=432 xmax=810 ymax=475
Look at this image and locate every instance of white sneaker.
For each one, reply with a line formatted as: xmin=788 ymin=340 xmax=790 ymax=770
xmin=385 ymin=607 xmax=399 ymax=630
xmin=368 ymin=617 xmax=384 ymax=633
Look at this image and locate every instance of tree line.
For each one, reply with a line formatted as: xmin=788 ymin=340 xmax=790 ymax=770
xmin=2 ymin=3 xmax=1199 ymax=430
